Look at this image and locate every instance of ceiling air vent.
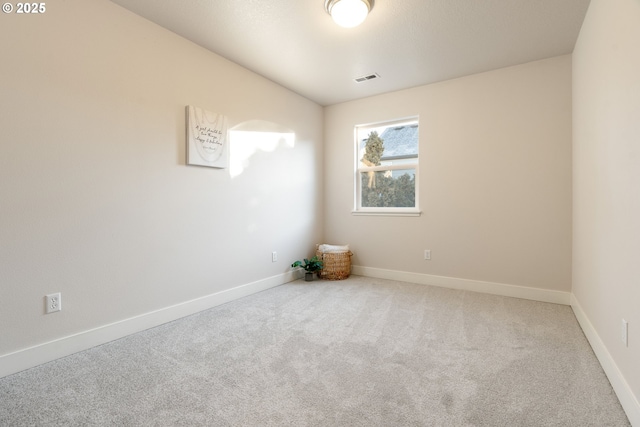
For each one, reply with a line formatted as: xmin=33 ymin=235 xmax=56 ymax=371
xmin=354 ymin=73 xmax=380 ymax=83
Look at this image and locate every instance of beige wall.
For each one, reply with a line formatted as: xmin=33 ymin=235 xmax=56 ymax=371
xmin=324 ymin=56 xmax=572 ymax=292
xmin=572 ymin=0 xmax=640 ymax=412
xmin=0 ymin=0 xmax=323 ymax=356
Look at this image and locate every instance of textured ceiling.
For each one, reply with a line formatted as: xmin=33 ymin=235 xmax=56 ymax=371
xmin=109 ymin=0 xmax=591 ymax=106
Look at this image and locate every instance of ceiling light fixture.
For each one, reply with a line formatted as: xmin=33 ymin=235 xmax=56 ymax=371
xmin=324 ymin=0 xmax=374 ymax=28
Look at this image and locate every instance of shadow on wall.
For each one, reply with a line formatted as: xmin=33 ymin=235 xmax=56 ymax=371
xmin=229 ymin=120 xmax=295 ymax=178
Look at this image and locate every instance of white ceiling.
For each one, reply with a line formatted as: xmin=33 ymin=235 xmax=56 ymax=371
xmin=109 ymin=0 xmax=591 ymax=106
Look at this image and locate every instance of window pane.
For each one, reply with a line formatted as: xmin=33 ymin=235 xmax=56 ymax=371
xmin=355 ymin=117 xmax=419 ymax=213
xmin=360 ymin=169 xmax=416 ymax=208
xmin=358 ymin=123 xmax=418 ymax=166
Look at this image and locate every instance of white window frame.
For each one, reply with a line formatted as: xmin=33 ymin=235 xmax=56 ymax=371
xmin=353 ymin=117 xmax=421 ymax=216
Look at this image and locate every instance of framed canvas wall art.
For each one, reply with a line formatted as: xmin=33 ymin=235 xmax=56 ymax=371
xmin=186 ymin=105 xmax=228 ymax=168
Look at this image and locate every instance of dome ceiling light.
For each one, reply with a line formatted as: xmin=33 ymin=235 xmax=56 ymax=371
xmin=324 ymin=0 xmax=374 ymax=28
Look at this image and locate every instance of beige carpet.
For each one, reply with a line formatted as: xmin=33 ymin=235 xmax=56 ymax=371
xmin=0 ymin=276 xmax=630 ymax=426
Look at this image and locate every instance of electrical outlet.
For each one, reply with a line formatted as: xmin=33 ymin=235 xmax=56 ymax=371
xmin=272 ymin=251 xmax=278 ymax=262
xmin=424 ymin=250 xmax=431 ymax=260
xmin=621 ymin=319 xmax=628 ymax=347
xmin=45 ymin=293 xmax=62 ymax=314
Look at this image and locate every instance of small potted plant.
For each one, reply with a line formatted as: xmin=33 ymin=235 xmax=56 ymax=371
xmin=291 ymin=256 xmax=324 ymax=281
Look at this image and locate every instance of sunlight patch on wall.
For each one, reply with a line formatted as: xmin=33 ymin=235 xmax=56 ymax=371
xmin=229 ymin=120 xmax=295 ymax=178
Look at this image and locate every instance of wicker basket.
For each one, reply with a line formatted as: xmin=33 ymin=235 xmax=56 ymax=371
xmin=316 ymin=245 xmax=353 ymax=280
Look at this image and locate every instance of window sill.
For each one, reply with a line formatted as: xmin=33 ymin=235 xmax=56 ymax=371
xmin=351 ymin=210 xmax=422 ymax=217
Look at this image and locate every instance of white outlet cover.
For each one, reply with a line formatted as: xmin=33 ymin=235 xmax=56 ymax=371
xmin=46 ymin=293 xmax=62 ymax=314
xmin=621 ymin=319 xmax=628 ymax=347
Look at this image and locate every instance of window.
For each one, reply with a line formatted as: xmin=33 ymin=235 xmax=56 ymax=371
xmin=354 ymin=117 xmax=420 ymax=215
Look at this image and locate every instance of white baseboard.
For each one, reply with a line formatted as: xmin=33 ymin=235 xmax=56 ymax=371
xmin=0 ymin=271 xmax=298 ymax=379
xmin=351 ymin=265 xmax=571 ymax=305
xmin=571 ymin=295 xmax=640 ymax=427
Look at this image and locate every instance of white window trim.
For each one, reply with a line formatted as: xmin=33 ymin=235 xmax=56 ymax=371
xmin=351 ymin=209 xmax=422 ymax=217
xmin=353 ymin=117 xmax=420 ymax=216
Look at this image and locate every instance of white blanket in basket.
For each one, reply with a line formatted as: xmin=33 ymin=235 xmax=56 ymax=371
xmin=318 ymin=244 xmax=350 ymax=253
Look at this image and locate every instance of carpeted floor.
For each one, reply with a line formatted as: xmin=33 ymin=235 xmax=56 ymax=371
xmin=0 ymin=276 xmax=630 ymax=426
